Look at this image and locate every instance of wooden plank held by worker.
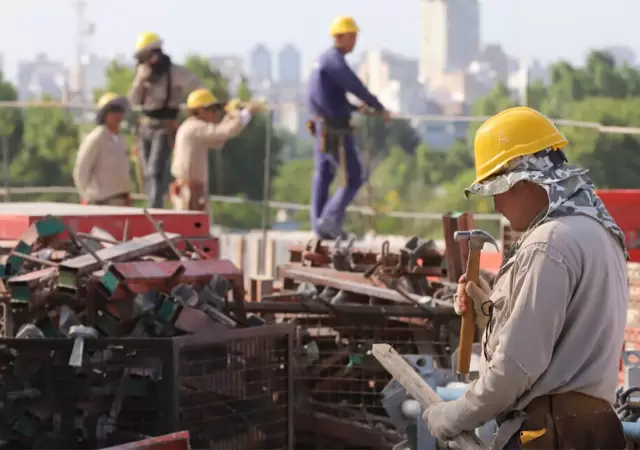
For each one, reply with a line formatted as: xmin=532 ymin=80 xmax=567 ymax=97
xmin=99 ymin=431 xmax=191 ymax=450
xmin=371 ymin=343 xmax=488 ymax=450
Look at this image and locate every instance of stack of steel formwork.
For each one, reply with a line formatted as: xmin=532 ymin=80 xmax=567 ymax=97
xmin=0 ymin=211 xmax=293 ymax=450
xmin=244 ymin=213 xmax=490 ymax=449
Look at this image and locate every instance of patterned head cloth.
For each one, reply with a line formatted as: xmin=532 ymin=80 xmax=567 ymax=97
xmin=464 ymin=148 xmax=629 ymax=260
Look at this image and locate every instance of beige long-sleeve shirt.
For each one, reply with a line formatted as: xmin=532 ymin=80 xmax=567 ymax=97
xmin=442 ymin=214 xmax=627 ymax=446
xmin=73 ymin=126 xmax=132 ymax=202
xmin=171 ymin=110 xmax=252 ymax=185
xmin=128 ymin=64 xmax=203 ymax=111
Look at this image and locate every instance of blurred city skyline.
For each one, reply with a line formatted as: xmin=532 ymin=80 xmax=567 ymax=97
xmin=0 ymin=0 xmax=635 ymax=81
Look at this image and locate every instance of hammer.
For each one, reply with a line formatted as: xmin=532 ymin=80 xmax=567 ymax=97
xmin=453 ymin=229 xmax=499 ymax=381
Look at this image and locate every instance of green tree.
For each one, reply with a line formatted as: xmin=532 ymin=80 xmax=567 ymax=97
xmin=0 ymin=73 xmax=24 ymax=164
xmin=236 ymin=77 xmax=252 ymax=101
xmin=12 ymin=95 xmax=80 ymax=187
xmin=94 ymin=61 xmax=135 ymax=99
xmin=184 ymin=55 xmax=229 ymax=100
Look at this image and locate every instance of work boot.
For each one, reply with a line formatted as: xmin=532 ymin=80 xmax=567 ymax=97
xmin=316 ymin=217 xmax=347 ymax=241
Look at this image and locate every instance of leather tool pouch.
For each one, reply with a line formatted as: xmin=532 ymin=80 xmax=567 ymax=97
xmin=520 ymin=392 xmax=627 ymax=449
xmin=319 ymin=118 xmax=353 ymax=157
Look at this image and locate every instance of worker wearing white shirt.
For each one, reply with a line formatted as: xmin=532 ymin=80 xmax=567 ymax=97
xmin=170 ymin=89 xmax=256 ymax=211
xmin=73 ymin=92 xmax=132 ymax=206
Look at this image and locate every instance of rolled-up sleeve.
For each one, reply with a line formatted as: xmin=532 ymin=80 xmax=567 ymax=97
xmin=444 ymin=242 xmax=573 ymax=431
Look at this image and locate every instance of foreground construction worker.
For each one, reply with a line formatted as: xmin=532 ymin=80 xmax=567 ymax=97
xmin=306 ymin=16 xmax=391 ymax=239
xmin=73 ymin=93 xmax=132 ymax=206
xmin=169 ymin=89 xmax=256 ymax=211
xmin=128 ymin=31 xmax=204 ymax=209
xmin=423 ymin=107 xmax=628 ymax=449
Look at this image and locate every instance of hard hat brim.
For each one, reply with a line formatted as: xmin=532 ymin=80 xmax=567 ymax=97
xmin=134 ymin=40 xmax=163 ymax=58
xmin=96 ymin=96 xmax=129 ymax=122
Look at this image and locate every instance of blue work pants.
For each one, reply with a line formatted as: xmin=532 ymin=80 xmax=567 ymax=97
xmin=310 ymin=130 xmax=364 ymax=237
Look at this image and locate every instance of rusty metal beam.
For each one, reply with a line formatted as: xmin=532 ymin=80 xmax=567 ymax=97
xmin=60 ymin=232 xmax=181 ymax=276
xmin=279 ymin=265 xmax=454 ymax=315
xmin=245 ymin=297 xmax=446 ymax=317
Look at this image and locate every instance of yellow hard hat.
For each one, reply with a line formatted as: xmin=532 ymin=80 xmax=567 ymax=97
xmin=187 ymin=89 xmax=218 ymax=110
xmin=135 ymin=32 xmax=162 ymax=55
xmin=96 ymin=92 xmax=128 ymax=123
xmin=97 ymin=92 xmax=119 ymax=110
xmin=472 ymin=106 xmax=568 ymax=184
xmin=330 ymin=16 xmax=359 ymax=36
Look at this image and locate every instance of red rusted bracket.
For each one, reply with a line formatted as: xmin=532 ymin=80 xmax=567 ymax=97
xmin=289 ymin=238 xmax=381 ymax=267
xmin=99 ymin=431 xmax=191 ymax=450
xmin=103 ymin=259 xmax=242 ymax=294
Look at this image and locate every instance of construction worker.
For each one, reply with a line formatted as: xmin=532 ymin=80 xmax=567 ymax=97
xmin=306 ymin=16 xmax=391 ymax=239
xmin=423 ymin=107 xmax=628 ymax=449
xmin=128 ymin=31 xmax=204 ymax=209
xmin=169 ymin=90 xmax=256 ymax=211
xmin=73 ymin=93 xmax=132 ymax=206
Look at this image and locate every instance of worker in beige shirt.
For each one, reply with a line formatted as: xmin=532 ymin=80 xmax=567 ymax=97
xmin=170 ymin=89 xmax=257 ymax=211
xmin=74 ymin=93 xmax=132 ymax=206
xmin=423 ymin=107 xmax=629 ymax=449
xmin=128 ymin=31 xmax=204 ymax=209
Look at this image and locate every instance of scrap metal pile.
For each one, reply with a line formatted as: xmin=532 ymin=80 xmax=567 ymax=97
xmin=0 ymin=213 xmax=291 ymax=450
xmin=246 ymin=212 xmax=490 ymax=449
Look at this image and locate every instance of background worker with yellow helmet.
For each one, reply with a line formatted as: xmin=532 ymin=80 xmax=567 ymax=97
xmin=422 ymin=107 xmax=628 ymax=449
xmin=73 ymin=92 xmax=132 ymax=206
xmin=169 ymin=89 xmax=258 ymax=211
xmin=306 ymin=16 xmax=391 ymax=240
xmin=128 ymin=31 xmax=204 ymax=209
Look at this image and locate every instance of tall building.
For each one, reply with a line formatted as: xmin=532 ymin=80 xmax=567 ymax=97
xmin=357 ymin=50 xmax=423 ymax=114
xmin=419 ymin=0 xmax=480 ymax=83
xmin=278 ymin=44 xmax=302 ymax=84
xmin=17 ymin=53 xmax=67 ymax=100
xmin=248 ymin=44 xmax=272 ymax=87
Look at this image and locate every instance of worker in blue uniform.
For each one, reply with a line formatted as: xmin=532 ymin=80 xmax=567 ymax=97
xmin=307 ymin=16 xmax=391 ymax=239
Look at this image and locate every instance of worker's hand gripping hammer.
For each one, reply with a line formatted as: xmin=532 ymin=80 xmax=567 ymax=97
xmin=453 ymin=229 xmax=499 ymax=381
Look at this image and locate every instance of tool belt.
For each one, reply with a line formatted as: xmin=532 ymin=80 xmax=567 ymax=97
xmin=139 ymin=117 xmax=180 ymax=150
xmin=89 ymin=192 xmax=131 ymax=206
xmin=306 ymin=117 xmax=354 ymax=186
xmin=169 ymin=180 xmax=206 ymax=211
xmin=510 ymin=392 xmax=626 ymax=449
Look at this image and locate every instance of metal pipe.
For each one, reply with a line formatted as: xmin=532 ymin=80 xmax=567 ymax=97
xmin=435 ymin=386 xmax=640 ymax=441
xmin=259 ymin=110 xmax=273 ymax=275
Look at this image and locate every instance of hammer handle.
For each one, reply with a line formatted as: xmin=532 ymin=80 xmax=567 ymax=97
xmin=457 ymin=248 xmax=482 ymax=376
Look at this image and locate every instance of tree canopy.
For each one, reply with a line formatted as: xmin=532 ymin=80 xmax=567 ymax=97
xmin=3 ymin=49 xmax=640 ymax=234
xmin=270 ymin=49 xmax=640 ymax=235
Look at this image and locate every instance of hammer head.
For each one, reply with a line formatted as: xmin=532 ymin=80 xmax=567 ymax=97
xmin=453 ymin=229 xmax=499 ymax=252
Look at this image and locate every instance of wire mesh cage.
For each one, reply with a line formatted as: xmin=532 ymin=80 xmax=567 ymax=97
xmin=282 ymin=311 xmax=455 ymax=449
xmin=0 ymin=324 xmax=294 ymax=450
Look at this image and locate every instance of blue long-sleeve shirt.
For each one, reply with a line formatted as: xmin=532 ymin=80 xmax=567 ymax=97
xmin=307 ymin=47 xmax=385 ymax=119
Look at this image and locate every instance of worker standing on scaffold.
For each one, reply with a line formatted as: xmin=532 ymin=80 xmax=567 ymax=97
xmin=306 ymin=16 xmax=391 ymax=239
xmin=128 ymin=32 xmax=204 ymax=209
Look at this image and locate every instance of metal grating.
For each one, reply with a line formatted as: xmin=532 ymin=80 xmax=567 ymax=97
xmin=177 ymin=329 xmax=292 ymax=450
xmin=0 ymin=325 xmax=294 ymax=450
xmin=286 ymin=312 xmax=452 ymax=449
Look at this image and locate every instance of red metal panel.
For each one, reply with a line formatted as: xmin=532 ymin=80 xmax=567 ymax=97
xmin=0 ymin=203 xmax=210 ymax=240
xmin=109 ymin=259 xmax=241 ymax=281
xmin=175 ymin=237 xmax=220 ymax=259
xmin=597 ymin=190 xmax=640 ymax=262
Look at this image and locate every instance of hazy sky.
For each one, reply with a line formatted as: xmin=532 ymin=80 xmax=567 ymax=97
xmin=0 ymin=0 xmax=632 ymax=80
